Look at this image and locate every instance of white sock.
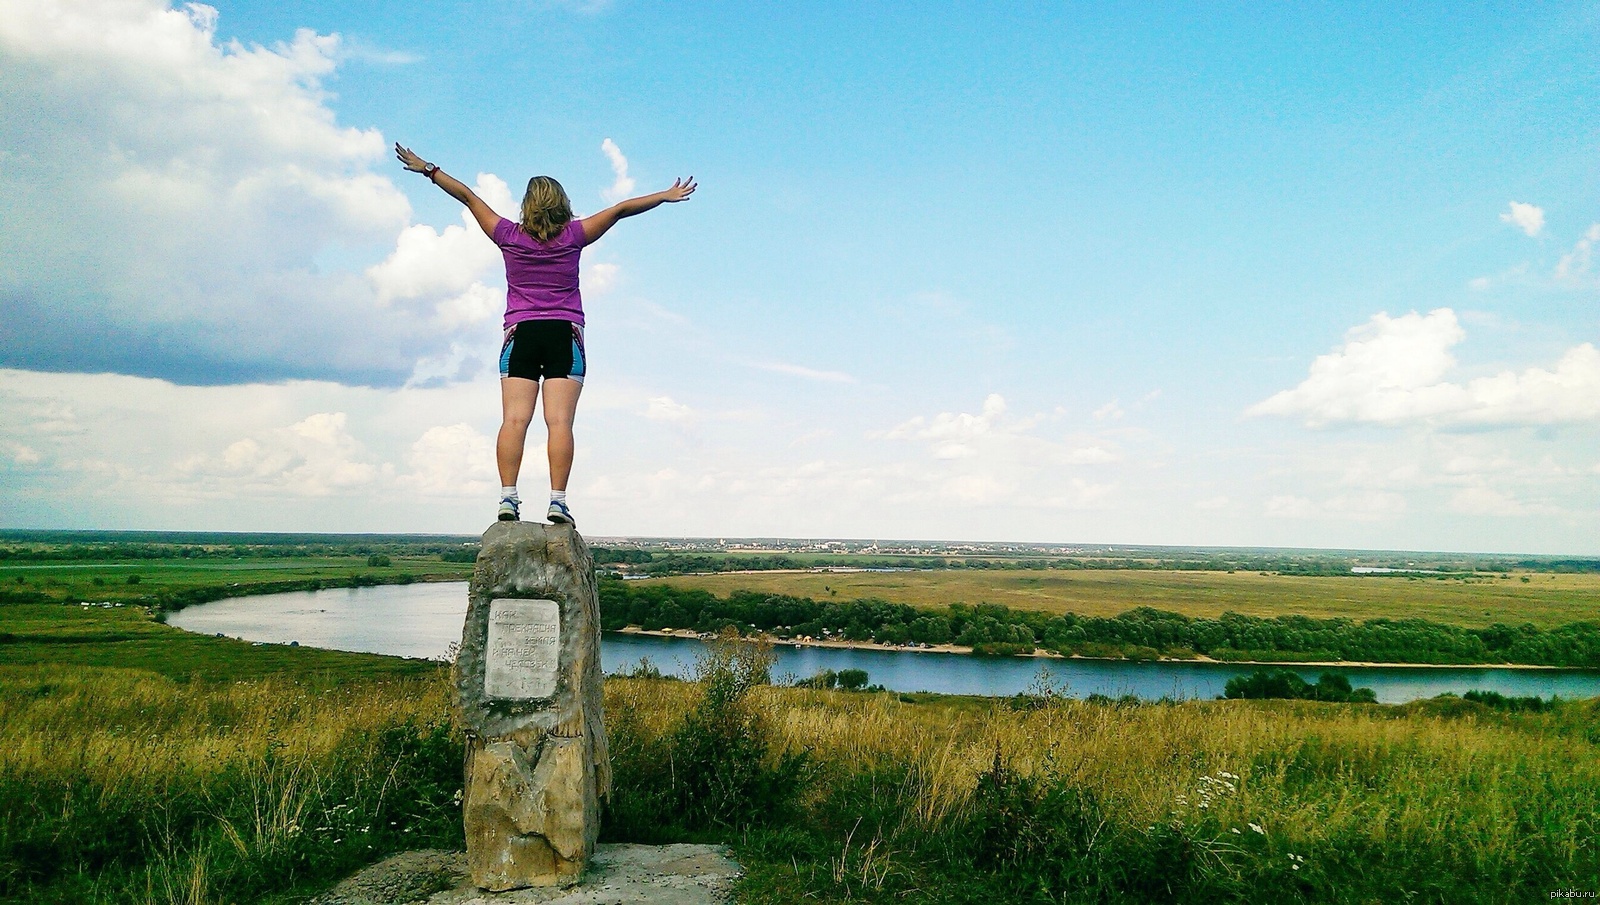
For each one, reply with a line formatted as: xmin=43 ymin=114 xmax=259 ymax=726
xmin=501 ymin=486 xmax=519 ymax=501
xmin=550 ymin=490 xmax=567 ymax=504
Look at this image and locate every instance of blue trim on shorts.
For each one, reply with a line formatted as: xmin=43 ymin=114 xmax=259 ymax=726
xmin=499 ymin=329 xmax=515 ymax=378
xmin=569 ymin=324 xmax=586 ymax=385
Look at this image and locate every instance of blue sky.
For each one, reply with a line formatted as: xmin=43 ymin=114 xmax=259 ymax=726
xmin=1 ymin=0 xmax=1597 ymax=552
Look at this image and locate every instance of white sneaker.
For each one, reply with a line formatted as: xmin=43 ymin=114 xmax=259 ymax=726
xmin=497 ymin=497 xmax=520 ymax=521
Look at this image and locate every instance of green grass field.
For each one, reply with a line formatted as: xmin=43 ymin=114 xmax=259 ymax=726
xmin=0 ymin=554 xmax=471 ymax=600
xmin=0 ymin=602 xmax=441 ymax=681
xmin=640 ymin=568 xmax=1600 ymax=628
xmin=0 ymin=554 xmax=471 ymax=681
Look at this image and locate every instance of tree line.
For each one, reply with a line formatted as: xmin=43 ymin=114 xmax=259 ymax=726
xmin=598 ymin=582 xmax=1600 ymax=668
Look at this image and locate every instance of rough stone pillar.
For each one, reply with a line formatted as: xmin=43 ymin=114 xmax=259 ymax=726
xmin=456 ymin=521 xmax=610 ymax=891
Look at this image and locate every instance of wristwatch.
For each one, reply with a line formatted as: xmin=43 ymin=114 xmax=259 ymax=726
xmin=422 ymin=163 xmax=439 ymax=180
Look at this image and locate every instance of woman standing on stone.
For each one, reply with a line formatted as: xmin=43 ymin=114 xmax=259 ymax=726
xmin=395 ymin=144 xmax=695 ymax=527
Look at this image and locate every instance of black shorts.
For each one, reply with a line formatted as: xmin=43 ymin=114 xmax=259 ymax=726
xmin=499 ymin=320 xmax=586 ymax=383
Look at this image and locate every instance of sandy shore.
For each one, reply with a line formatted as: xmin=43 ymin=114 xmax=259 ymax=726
xmin=610 ymin=626 xmax=1571 ymax=670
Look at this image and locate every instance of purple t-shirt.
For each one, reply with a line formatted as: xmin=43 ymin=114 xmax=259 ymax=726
xmin=492 ymin=217 xmax=587 ymax=328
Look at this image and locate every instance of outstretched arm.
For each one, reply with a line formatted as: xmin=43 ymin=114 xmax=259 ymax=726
xmin=580 ymin=178 xmax=697 ymax=245
xmin=394 ymin=143 xmax=501 ymax=237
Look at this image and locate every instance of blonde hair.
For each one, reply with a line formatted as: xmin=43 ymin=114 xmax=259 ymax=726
xmin=520 ymin=176 xmax=573 ymax=242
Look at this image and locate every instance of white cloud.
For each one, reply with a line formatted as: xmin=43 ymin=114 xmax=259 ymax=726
xmin=1499 ymin=201 xmax=1545 ymax=237
xmin=0 ymin=367 xmax=508 ymax=514
xmin=404 ymin=340 xmax=491 ymax=389
xmin=368 ymin=226 xmax=490 ymax=303
xmin=645 ymin=396 xmax=695 ymax=423
xmin=400 ymin=424 xmax=496 ymax=496
xmin=1264 ymin=495 xmax=1316 ymax=519
xmin=1063 ymin=446 xmax=1117 ymax=464
xmin=873 ymin=395 xmax=1121 ymax=514
xmin=0 ymin=0 xmax=507 ymax=386
xmin=884 ymin=395 xmax=1122 ymax=470
xmin=1448 ymin=486 xmax=1529 ymax=518
xmin=583 ymin=262 xmax=621 ymax=296
xmin=600 ymin=138 xmax=635 ymax=203
xmin=182 ymin=412 xmax=380 ymax=496
xmin=364 ymin=174 xmax=508 ymax=335
xmin=433 ymin=284 xmax=504 ymax=331
xmin=4 ymin=364 xmax=1594 ymax=547
xmin=1555 ymin=224 xmax=1600 ymax=287
xmin=746 ymin=361 xmax=857 ymax=384
xmin=888 ymin=394 xmax=1008 ymax=459
xmin=1093 ymin=401 xmax=1124 ymax=420
xmin=1262 ymin=493 xmax=1401 ymax=521
xmin=1248 ymin=308 xmax=1600 ymax=426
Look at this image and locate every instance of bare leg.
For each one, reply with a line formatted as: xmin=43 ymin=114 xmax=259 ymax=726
xmin=497 ymin=377 xmax=540 ymax=488
xmin=541 ymin=378 xmax=582 ymax=492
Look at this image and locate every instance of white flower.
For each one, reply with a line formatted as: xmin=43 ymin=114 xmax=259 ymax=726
xmin=1249 ymin=823 xmax=1265 ymax=835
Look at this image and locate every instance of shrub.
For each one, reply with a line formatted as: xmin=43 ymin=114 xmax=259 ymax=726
xmin=836 ymin=668 xmax=870 ymax=691
xmin=606 ymin=631 xmax=809 ymax=840
xmin=1223 ymin=669 xmax=1377 ymax=703
xmin=794 ymin=668 xmax=838 ymax=689
xmin=1462 ymin=689 xmax=1550 ymax=712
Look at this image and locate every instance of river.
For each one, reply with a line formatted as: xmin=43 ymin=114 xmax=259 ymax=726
xmin=166 ymin=582 xmax=1600 ymax=704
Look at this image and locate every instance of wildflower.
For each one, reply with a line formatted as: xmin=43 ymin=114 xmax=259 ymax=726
xmin=1231 ymin=827 xmax=1241 ymax=834
xmin=1249 ymin=823 xmax=1265 ymax=835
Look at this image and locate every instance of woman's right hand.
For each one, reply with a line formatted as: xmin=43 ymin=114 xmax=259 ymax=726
xmin=660 ymin=177 xmax=697 ymax=203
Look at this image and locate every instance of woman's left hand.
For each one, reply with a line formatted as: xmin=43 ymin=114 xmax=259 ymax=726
xmin=394 ymin=143 xmax=430 ymax=173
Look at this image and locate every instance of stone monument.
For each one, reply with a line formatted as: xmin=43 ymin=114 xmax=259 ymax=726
xmin=456 ymin=521 xmax=610 ymax=891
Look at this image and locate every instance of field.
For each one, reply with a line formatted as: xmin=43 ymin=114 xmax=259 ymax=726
xmin=3 ymin=642 xmax=1597 ymax=904
xmin=0 ymin=554 xmax=471 ymax=603
xmin=639 ymin=568 xmax=1600 ymax=629
xmin=3 ymin=537 xmax=1598 ymax=902
xmin=0 ymin=550 xmax=471 ymax=680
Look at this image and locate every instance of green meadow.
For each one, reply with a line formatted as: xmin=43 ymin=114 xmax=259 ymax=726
xmin=0 ymin=544 xmax=470 ymax=680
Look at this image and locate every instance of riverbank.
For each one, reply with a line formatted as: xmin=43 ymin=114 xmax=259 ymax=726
xmin=611 ymin=626 xmax=1582 ymax=671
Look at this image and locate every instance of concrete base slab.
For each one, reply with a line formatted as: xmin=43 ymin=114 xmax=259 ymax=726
xmin=311 ymin=844 xmax=741 ymax=905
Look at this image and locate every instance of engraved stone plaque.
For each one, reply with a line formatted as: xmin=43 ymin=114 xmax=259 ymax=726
xmin=485 ymin=598 xmax=561 ymax=700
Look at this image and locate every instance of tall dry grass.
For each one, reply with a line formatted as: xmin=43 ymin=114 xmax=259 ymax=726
xmin=605 ymin=676 xmax=1600 ymax=903
xmin=0 ymin=665 xmax=461 ymax=904
xmin=3 ymin=660 xmax=1594 ymax=904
